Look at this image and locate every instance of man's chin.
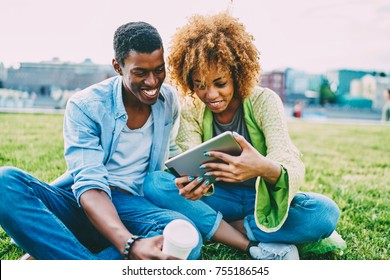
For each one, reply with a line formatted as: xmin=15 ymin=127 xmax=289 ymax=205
xmin=142 ymin=95 xmax=159 ymax=105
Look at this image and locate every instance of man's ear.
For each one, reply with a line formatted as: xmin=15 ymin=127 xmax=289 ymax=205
xmin=112 ymin=59 xmax=122 ymax=75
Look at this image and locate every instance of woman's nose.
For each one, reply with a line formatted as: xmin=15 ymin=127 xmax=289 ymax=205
xmin=205 ymin=86 xmax=219 ymax=99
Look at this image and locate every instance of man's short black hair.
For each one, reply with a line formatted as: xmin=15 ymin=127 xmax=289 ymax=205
xmin=113 ymin=21 xmax=163 ymax=66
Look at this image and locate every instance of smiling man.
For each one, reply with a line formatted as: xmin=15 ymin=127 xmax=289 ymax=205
xmin=0 ymin=22 xmax=202 ymax=260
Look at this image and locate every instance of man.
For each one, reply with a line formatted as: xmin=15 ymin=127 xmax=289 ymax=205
xmin=382 ymin=89 xmax=390 ymax=122
xmin=0 ymin=21 xmax=202 ymax=260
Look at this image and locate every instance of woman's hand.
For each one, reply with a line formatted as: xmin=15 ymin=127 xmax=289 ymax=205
xmin=175 ymin=176 xmax=212 ymax=200
xmin=201 ymin=133 xmax=282 ymax=184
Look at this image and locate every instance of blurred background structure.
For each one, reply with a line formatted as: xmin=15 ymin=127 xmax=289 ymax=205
xmin=1 ymin=0 xmax=389 ymax=121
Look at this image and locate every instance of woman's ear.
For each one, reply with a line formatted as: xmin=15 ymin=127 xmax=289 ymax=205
xmin=112 ymin=59 xmax=122 ymax=75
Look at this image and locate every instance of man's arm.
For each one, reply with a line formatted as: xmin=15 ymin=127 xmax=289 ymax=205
xmin=63 ymin=99 xmax=169 ymax=259
xmin=80 ymin=189 xmax=130 ymax=253
xmin=80 ymin=189 xmax=170 ymax=260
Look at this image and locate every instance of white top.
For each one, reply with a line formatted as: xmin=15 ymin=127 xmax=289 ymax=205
xmin=106 ymin=114 xmax=153 ymax=195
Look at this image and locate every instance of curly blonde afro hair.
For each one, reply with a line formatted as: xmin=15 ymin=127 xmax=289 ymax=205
xmin=168 ymin=12 xmax=261 ymax=100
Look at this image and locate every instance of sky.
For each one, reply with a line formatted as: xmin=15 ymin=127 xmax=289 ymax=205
xmin=1 ymin=0 xmax=390 ymax=73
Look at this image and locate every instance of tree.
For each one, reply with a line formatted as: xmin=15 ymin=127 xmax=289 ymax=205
xmin=319 ymin=78 xmax=336 ymax=105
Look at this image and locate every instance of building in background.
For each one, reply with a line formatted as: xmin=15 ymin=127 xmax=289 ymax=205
xmin=326 ymin=69 xmax=376 ymax=109
xmin=260 ymin=70 xmax=286 ymax=101
xmin=2 ymin=59 xmax=388 ymax=111
xmin=2 ymin=58 xmax=116 ymax=108
xmin=348 ymin=73 xmax=390 ymax=110
xmin=262 ymin=68 xmax=390 ymax=109
xmin=261 ymin=68 xmax=323 ymax=105
xmin=0 ymin=63 xmax=7 ymax=88
xmin=4 ymin=58 xmax=115 ymax=95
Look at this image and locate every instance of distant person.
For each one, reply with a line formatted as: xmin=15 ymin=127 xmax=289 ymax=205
xmin=144 ymin=12 xmax=345 ymax=260
xmin=0 ymin=21 xmax=202 ymax=260
xmin=293 ymin=100 xmax=303 ymax=118
xmin=382 ymin=89 xmax=390 ymax=122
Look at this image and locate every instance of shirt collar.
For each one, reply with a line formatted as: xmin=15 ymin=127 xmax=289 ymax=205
xmin=113 ymin=76 xmax=127 ymax=119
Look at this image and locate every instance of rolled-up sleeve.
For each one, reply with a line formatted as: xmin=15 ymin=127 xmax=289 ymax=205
xmin=253 ymin=88 xmax=305 ymax=232
xmin=63 ymin=99 xmax=111 ymax=206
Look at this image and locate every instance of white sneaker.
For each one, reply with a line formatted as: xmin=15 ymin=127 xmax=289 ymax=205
xmin=248 ymin=242 xmax=299 ymax=260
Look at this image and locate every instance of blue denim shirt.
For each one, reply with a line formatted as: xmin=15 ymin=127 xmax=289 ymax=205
xmin=56 ymin=76 xmax=180 ymax=205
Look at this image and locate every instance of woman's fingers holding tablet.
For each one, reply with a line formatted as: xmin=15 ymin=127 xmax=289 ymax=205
xmin=176 ymin=176 xmax=212 ymax=200
xmin=174 ymin=176 xmax=195 ymax=190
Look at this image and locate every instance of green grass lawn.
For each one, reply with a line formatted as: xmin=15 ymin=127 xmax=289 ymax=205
xmin=0 ymin=113 xmax=389 ymax=260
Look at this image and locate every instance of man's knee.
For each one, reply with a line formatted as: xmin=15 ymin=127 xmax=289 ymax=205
xmin=0 ymin=166 xmax=22 ymax=178
xmin=0 ymin=167 xmax=28 ymax=215
xmin=0 ymin=166 xmax=26 ymax=189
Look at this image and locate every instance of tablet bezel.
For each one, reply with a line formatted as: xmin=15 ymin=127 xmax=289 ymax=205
xmin=165 ymin=131 xmax=242 ymax=180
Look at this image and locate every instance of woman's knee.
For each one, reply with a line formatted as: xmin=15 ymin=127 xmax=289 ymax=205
xmin=143 ymin=171 xmax=177 ymax=198
xmin=321 ymin=196 xmax=340 ymax=238
xmin=291 ymin=192 xmax=340 ymax=240
xmin=308 ymin=192 xmax=340 ymax=239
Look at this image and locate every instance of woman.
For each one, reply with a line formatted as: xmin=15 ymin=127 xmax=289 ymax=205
xmin=144 ymin=12 xmax=343 ymax=260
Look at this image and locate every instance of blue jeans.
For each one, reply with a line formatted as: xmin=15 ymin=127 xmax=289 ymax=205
xmin=144 ymin=171 xmax=340 ymax=244
xmin=0 ymin=167 xmax=202 ymax=260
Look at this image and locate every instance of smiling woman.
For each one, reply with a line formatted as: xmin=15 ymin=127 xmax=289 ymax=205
xmin=143 ymin=11 xmax=346 ymax=261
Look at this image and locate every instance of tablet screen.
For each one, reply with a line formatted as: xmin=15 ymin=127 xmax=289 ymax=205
xmin=165 ymin=131 xmax=242 ymax=180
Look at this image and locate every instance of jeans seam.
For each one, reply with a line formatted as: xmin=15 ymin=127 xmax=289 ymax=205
xmin=56 ymin=220 xmax=96 ymax=258
xmin=244 ymin=216 xmax=257 ymax=241
xmin=204 ymin=211 xmax=223 ymax=241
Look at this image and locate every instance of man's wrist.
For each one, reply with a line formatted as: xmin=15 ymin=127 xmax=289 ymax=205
xmin=123 ymin=235 xmax=142 ymax=259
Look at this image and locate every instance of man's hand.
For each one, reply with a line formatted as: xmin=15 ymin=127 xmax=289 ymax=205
xmin=129 ymin=235 xmax=178 ymax=260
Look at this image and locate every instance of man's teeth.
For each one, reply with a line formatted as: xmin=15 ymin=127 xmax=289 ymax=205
xmin=144 ymin=89 xmax=157 ymax=96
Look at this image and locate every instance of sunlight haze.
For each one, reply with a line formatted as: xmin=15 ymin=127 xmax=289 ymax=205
xmin=1 ymin=0 xmax=389 ymax=73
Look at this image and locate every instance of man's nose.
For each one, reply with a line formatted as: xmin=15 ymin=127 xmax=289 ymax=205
xmin=145 ymin=73 xmax=158 ymax=87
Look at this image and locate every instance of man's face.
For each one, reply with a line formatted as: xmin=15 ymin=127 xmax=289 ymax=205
xmin=113 ymin=48 xmax=166 ymax=105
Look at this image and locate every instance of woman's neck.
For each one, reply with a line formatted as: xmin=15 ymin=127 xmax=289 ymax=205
xmin=213 ymin=97 xmax=241 ymax=124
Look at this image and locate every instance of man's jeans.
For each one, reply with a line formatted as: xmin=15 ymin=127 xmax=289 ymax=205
xmin=0 ymin=167 xmax=202 ymax=260
xmin=144 ymin=171 xmax=340 ymax=244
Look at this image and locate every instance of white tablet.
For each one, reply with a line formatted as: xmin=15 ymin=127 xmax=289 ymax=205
xmin=165 ymin=131 xmax=242 ymax=181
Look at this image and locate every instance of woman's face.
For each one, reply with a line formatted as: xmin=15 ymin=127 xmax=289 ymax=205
xmin=192 ymin=66 xmax=237 ymax=114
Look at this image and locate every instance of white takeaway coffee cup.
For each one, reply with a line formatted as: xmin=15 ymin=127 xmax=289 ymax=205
xmin=162 ymin=219 xmax=199 ymax=259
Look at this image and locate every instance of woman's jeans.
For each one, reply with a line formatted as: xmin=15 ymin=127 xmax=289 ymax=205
xmin=144 ymin=171 xmax=340 ymax=244
xmin=0 ymin=167 xmax=202 ymax=260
